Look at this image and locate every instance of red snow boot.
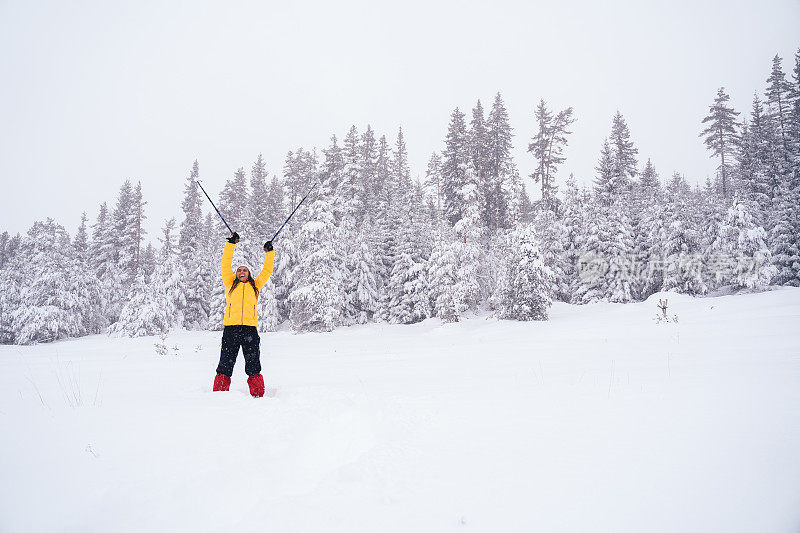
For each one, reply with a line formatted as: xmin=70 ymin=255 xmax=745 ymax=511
xmin=247 ymin=374 xmax=265 ymax=398
xmin=213 ymin=374 xmax=231 ymax=392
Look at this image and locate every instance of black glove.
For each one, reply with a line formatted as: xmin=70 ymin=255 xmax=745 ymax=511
xmin=227 ymin=232 xmax=240 ymax=244
xmin=264 ymin=241 xmax=273 ymax=252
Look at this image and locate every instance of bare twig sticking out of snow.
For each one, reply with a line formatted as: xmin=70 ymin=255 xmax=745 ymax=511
xmin=655 ymin=298 xmax=679 ymax=323
xmin=26 ymin=376 xmax=48 ymax=410
xmin=658 ymin=299 xmax=669 ymax=319
xmin=55 ymin=356 xmax=82 ymax=408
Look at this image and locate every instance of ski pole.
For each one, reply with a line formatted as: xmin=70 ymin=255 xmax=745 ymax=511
xmin=271 ymin=182 xmax=319 ymax=241
xmin=195 ymin=180 xmax=234 ymax=235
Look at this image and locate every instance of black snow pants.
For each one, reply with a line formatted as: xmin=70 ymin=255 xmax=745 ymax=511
xmin=216 ymin=325 xmax=261 ymax=377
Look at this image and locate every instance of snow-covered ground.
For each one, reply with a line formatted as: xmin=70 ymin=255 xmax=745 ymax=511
xmin=1 ymin=289 xmax=799 ymax=533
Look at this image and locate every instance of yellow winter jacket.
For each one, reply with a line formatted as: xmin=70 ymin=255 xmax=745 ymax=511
xmin=221 ymin=242 xmax=275 ymax=327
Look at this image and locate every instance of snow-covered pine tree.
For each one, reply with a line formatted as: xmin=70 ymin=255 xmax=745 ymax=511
xmin=179 ymin=160 xmax=203 ymax=253
xmin=423 ymin=152 xmax=443 ymax=223
xmin=763 ymin=54 xmax=800 ymax=285
xmin=104 ymin=180 xmax=145 ymax=321
xmin=441 ymin=108 xmax=470 ymax=227
xmin=386 ymin=222 xmax=430 ymax=325
xmin=266 ymin=146 xmax=319 ymax=329
xmin=111 ymin=180 xmax=147 ymax=281
xmin=179 ymin=161 xmax=210 ymax=329
xmin=73 ymin=212 xmax=89 ymax=264
xmin=700 ymin=87 xmax=740 ymax=199
xmin=532 ymin=208 xmax=567 ymax=301
xmin=711 ymin=196 xmax=775 ymax=290
xmin=90 ymin=202 xmax=114 ymax=278
xmin=485 ymin=93 xmax=515 ymax=230
xmin=0 ymin=233 xmax=22 ymax=343
xmin=347 ymin=231 xmax=380 ymax=324
xmin=574 ymin=195 xmax=635 ymax=303
xmin=372 ymin=131 xmax=412 ymax=320
xmin=559 ymin=175 xmax=586 ymax=302
xmin=517 ymin=182 xmax=535 ymax=225
xmin=737 ymin=96 xmax=772 ymax=221
xmin=790 ymin=49 xmax=800 ymax=167
xmin=529 ymin=100 xmax=575 ymax=212
xmin=765 ymin=54 xmax=793 ymax=160
xmin=243 ymin=154 xmax=276 ymax=266
xmin=0 ymin=231 xmax=21 ymax=270
xmin=270 ymin=221 xmax=300 ymax=325
xmin=321 ymin=135 xmax=344 ymax=190
xmin=287 ymin=185 xmax=345 ymax=332
xmin=427 ymin=238 xmax=459 ymax=322
xmin=493 ymin=224 xmax=553 ymax=320
xmin=140 ymin=243 xmax=157 ymax=278
xmin=205 ymin=211 xmax=229 ymax=331
xmin=110 ymin=180 xmax=133 ymax=268
xmin=110 ymin=219 xmax=185 ymax=337
xmin=284 ymin=147 xmax=318 ymax=210
xmin=340 ymin=126 xmax=365 ymax=223
xmin=89 ymin=202 xmax=116 ymax=329
xmin=107 ymin=270 xmax=159 ymax=337
xmin=634 ymin=159 xmax=664 ymax=299
xmin=372 ymin=134 xmax=396 ymax=308
xmin=218 ymin=167 xmax=248 ymax=236
xmin=265 ymin=175 xmax=287 ymax=232
xmin=72 ymin=212 xmax=105 ymax=334
xmin=602 ymin=202 xmax=636 ymax=303
xmin=593 ymin=139 xmax=617 ymax=206
xmin=609 ymin=111 xmax=639 ymax=193
xmin=13 ymin=219 xmax=94 ymax=344
xmin=359 ymin=126 xmax=379 ymax=222
xmin=469 ymin=100 xmax=491 ymax=229
xmin=383 ymin=170 xmax=431 ymax=324
xmin=257 ymin=277 xmax=280 ymax=332
xmin=766 ymin=179 xmax=799 ymax=286
xmin=659 ymin=174 xmax=707 ymax=295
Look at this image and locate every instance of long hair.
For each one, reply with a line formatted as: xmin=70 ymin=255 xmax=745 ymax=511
xmin=229 ymin=271 xmax=259 ymax=298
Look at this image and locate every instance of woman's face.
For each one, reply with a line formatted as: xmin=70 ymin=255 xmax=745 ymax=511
xmin=236 ymin=266 xmax=250 ymax=282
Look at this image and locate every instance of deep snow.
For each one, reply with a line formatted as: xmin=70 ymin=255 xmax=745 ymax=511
xmin=1 ymin=289 xmax=799 ymax=532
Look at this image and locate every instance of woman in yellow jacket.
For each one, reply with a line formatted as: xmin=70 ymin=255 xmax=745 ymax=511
xmin=212 ymin=232 xmax=275 ymax=397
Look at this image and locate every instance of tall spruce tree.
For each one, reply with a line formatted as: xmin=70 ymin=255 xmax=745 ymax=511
xmin=179 ymin=160 xmax=203 ymax=252
xmin=737 ymin=96 xmax=772 ymax=218
xmin=485 ymin=93 xmax=515 ymax=230
xmin=340 ymin=126 xmax=365 ymax=222
xmin=765 ymin=54 xmax=793 ymax=159
xmin=469 ymin=100 xmax=491 ymax=229
xmin=441 ymin=108 xmax=469 ymax=227
xmin=609 ymin=111 xmax=639 ymax=195
xmin=287 ymin=185 xmax=345 ymax=331
xmin=73 ymin=212 xmax=89 ymax=264
xmin=593 ymin=139 xmax=617 ymax=205
xmin=179 ymin=161 xmax=209 ymax=329
xmin=529 ymin=100 xmax=575 ymax=211
xmin=700 ymin=87 xmax=740 ymax=198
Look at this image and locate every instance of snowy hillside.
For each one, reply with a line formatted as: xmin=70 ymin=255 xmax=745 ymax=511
xmin=1 ymin=289 xmax=799 ymax=533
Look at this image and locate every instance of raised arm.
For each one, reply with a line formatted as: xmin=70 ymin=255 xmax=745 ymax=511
xmin=255 ymin=240 xmax=276 ymax=289
xmin=220 ymin=233 xmax=238 ymax=289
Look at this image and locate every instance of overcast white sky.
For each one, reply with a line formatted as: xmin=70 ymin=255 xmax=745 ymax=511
xmin=1 ymin=0 xmax=798 ymax=240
